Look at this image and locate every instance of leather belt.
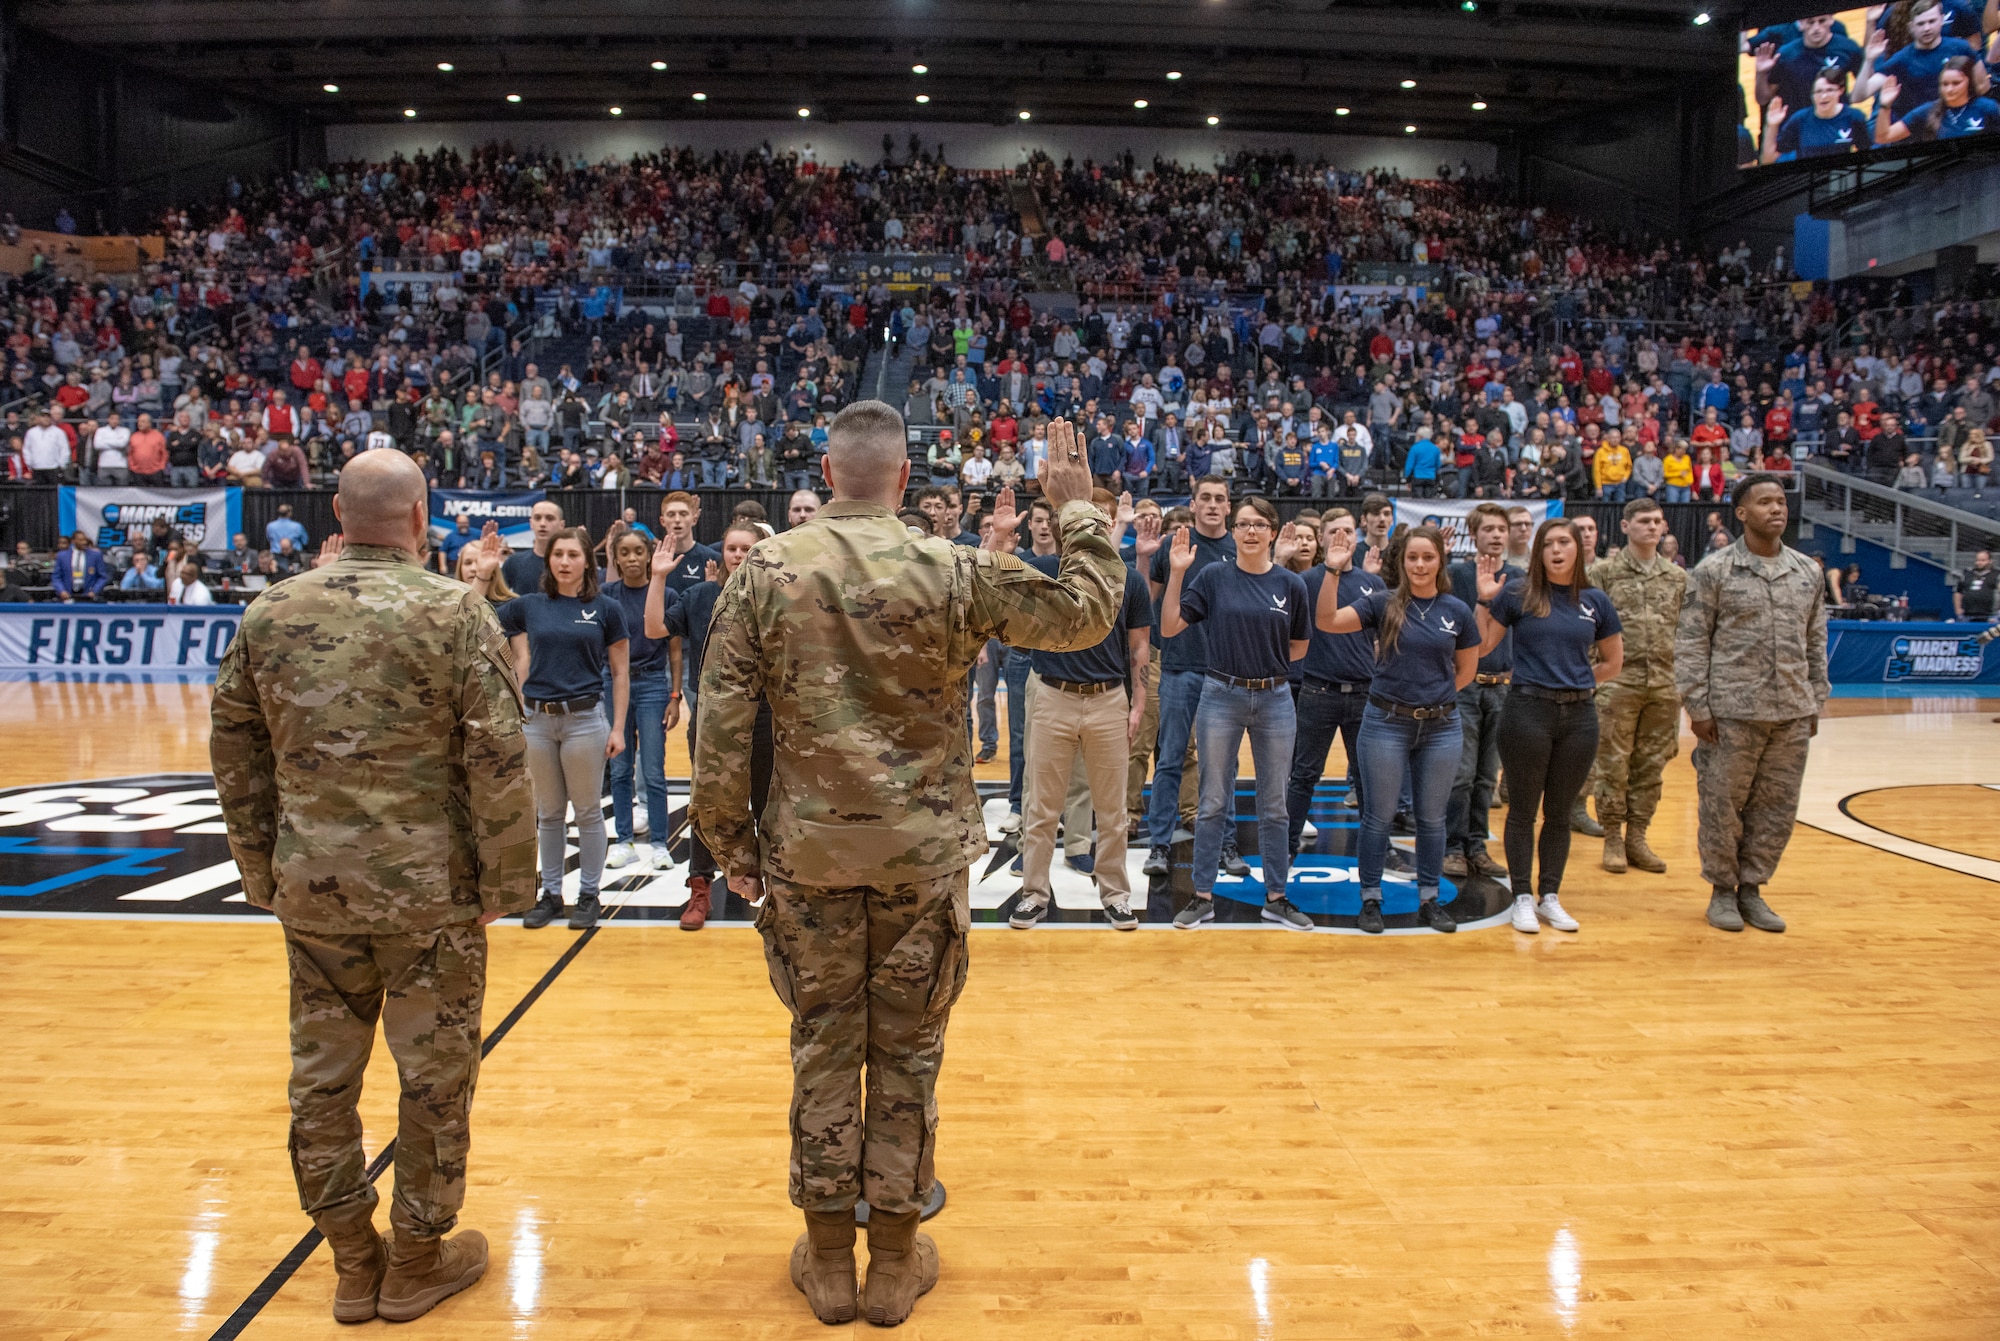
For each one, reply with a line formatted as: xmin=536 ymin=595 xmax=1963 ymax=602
xmin=1208 ymin=671 xmax=1287 ymax=691
xmin=1369 ymin=694 xmax=1456 ymax=720
xmin=1474 ymin=672 xmax=1512 ymax=685
xmin=1042 ymin=677 xmax=1120 ymax=696
xmin=1511 ymin=685 xmax=1595 ymax=703
xmin=528 ymin=694 xmax=601 ymax=715
xmin=1302 ymin=675 xmax=1368 ymax=693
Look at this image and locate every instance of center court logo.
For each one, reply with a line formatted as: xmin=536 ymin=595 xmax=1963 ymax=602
xmin=0 ymin=775 xmax=248 ymax=915
xmin=1886 ymin=635 xmax=1984 ymax=681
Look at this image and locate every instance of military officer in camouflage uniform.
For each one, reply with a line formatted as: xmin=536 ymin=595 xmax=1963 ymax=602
xmin=1674 ymin=473 xmax=1828 ymax=934
xmin=211 ymin=450 xmax=536 ymax=1324
xmin=693 ymin=403 xmax=1119 ymax=1327
xmin=1589 ymin=497 xmax=1688 ymax=875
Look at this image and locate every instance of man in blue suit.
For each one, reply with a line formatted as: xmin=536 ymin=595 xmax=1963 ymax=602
xmin=52 ymin=530 xmax=111 ymax=602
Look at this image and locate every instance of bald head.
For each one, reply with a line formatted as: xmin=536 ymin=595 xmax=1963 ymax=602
xmin=823 ymin=401 xmax=911 ymax=507
xmin=335 ymin=449 xmax=428 ymax=552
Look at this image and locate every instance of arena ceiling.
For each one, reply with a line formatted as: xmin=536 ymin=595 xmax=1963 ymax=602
xmin=19 ymin=0 xmax=1733 ymax=141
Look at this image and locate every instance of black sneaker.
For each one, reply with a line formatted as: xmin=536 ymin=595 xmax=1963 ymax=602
xmin=1102 ymin=897 xmax=1139 ymax=931
xmin=1008 ymin=893 xmax=1051 ymax=930
xmin=1261 ymin=896 xmax=1315 ymax=931
xmin=1384 ymin=848 xmax=1416 ymax=876
xmin=567 ymin=892 xmax=602 ymax=930
xmin=1391 ymin=810 xmax=1416 ymax=836
xmin=1219 ymin=837 xmax=1251 ymax=878
xmin=1418 ymin=898 xmax=1457 ymax=933
xmin=1142 ymin=845 xmax=1170 ymax=878
xmin=522 ymin=891 xmax=563 ymax=929
xmin=1356 ymin=899 xmax=1386 ymax=934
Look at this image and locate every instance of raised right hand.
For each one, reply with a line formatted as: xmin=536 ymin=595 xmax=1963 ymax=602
xmin=1133 ymin=511 xmax=1163 ymax=560
xmin=1475 ymin=551 xmax=1506 ymax=602
xmin=1042 ymin=418 xmax=1092 ymax=510
xmin=650 ymin=535 xmax=677 ymax=579
xmin=1323 ymin=531 xmax=1355 ymax=573
xmin=1167 ymin=524 xmax=1196 ymax=575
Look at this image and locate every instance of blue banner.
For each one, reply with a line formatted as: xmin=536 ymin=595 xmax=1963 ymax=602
xmin=1826 ymin=620 xmax=2000 ymax=686
xmin=428 ymin=488 xmax=547 ymax=552
xmin=58 ymin=486 xmax=243 ymax=554
xmin=0 ymin=604 xmax=241 ymax=672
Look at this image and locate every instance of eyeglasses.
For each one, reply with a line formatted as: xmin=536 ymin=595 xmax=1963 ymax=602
xmin=1234 ymin=520 xmax=1274 ymax=533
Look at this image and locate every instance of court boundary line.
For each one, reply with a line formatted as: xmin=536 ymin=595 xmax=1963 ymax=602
xmin=202 ymin=923 xmax=602 ymax=1341
xmin=1805 ymin=787 xmax=2000 ymax=884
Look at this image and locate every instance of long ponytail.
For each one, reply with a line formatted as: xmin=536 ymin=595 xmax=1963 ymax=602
xmin=1377 ymin=524 xmax=1447 ymax=660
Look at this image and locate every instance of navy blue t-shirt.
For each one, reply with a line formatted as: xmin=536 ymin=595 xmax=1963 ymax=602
xmin=1178 ymin=561 xmax=1311 ymax=681
xmin=602 ymin=578 xmax=672 ymax=676
xmin=1899 ymin=96 xmax=2000 ymax=140
xmin=660 ymin=541 xmax=721 ymax=595
xmin=501 ymin=548 xmax=545 ymax=595
xmin=1449 ymin=559 xmax=1515 ymax=674
xmin=1300 ymin=565 xmax=1382 ymax=685
xmin=1877 ymin=37 xmax=1982 ymax=120
xmin=1025 ymin=556 xmax=1153 ymax=684
xmin=1349 ymin=589 xmax=1479 ymax=707
xmin=668 ymin=579 xmax=722 ymax=682
xmin=1770 ymin=33 xmax=1864 ymax=115
xmin=1150 ymin=529 xmax=1237 ymax=672
xmin=1777 ymin=106 xmax=1871 ymax=158
xmin=497 ymin=592 xmax=630 ymax=701
xmin=1487 ymin=580 xmax=1623 ymax=691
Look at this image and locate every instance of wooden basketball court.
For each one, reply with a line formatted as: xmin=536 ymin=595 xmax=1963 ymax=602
xmin=3 ymin=681 xmax=1998 ymax=1339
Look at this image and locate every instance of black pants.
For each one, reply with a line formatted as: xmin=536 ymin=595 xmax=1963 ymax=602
xmin=1285 ymin=680 xmax=1368 ymax=852
xmin=688 ymin=701 xmax=775 ymax=880
xmin=1495 ymin=693 xmax=1599 ymax=899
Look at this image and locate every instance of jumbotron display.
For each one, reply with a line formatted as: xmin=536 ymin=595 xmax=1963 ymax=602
xmin=1737 ymin=3 xmax=1999 ymax=167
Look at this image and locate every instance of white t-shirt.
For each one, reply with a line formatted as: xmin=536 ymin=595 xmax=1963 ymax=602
xmin=179 ymin=580 xmax=214 ymax=606
xmin=94 ymin=425 xmax=132 ymax=469
xmin=228 ymin=448 xmax=267 ymax=477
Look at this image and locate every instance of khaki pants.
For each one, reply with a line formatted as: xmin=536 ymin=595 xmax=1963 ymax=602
xmin=284 ymin=921 xmax=486 ymax=1241
xmin=1022 ymin=678 xmax=1132 ymax=904
xmin=756 ymin=870 xmax=969 ymax=1215
xmin=1127 ymin=659 xmax=1195 ymax=826
xmin=1021 ymin=672 xmax=1092 ymax=856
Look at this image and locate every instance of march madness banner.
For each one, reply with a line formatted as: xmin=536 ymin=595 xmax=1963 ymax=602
xmin=1393 ymin=497 xmax=1563 ymax=557
xmin=429 ymin=488 xmax=547 ymax=552
xmin=58 ymin=486 xmax=242 ymax=555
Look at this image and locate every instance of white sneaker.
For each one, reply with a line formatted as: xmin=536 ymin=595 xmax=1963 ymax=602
xmin=1510 ymin=893 xmax=1539 ymax=934
xmin=629 ymin=841 xmax=655 ymax=868
xmin=605 ymin=842 xmax=637 ymax=869
xmin=1537 ymin=893 xmax=1579 ymax=932
xmin=999 ymin=811 xmax=1021 ymax=835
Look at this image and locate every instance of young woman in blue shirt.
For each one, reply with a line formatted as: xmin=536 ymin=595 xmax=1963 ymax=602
xmin=1473 ymin=518 xmax=1624 ymax=934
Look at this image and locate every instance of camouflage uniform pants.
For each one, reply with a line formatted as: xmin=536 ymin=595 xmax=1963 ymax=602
xmin=284 ymin=921 xmax=486 ymax=1240
xmin=1593 ymin=680 xmax=1681 ymax=826
xmin=1126 ymin=659 xmax=1196 ymax=827
xmin=1691 ymin=716 xmax=1814 ymax=890
xmin=756 ymin=870 xmax=970 ymax=1216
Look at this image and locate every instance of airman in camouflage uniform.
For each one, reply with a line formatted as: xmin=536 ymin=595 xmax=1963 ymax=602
xmin=693 ymin=404 xmax=1119 ymax=1327
xmin=1674 ymin=475 xmax=1828 ymax=935
xmin=211 ymin=450 xmax=536 ymax=1324
xmin=1589 ymin=500 xmax=1687 ymax=874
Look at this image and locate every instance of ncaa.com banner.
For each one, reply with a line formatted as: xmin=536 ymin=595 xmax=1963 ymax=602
xmin=0 ymin=605 xmax=241 ymax=673
xmin=1393 ymin=497 xmax=1563 ymax=557
xmin=58 ymin=486 xmax=243 ymax=555
xmin=429 ymin=488 xmax=547 ymax=552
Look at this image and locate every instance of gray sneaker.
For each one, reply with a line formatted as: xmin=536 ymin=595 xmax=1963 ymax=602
xmin=1173 ymin=896 xmax=1216 ymax=930
xmin=1737 ymin=886 xmax=1786 ymax=933
xmin=1219 ymin=838 xmax=1251 ymax=878
xmin=1261 ymin=896 xmax=1315 ymax=931
xmin=1008 ymin=892 xmax=1051 ymax=930
xmin=1705 ymin=889 xmax=1745 ymax=932
xmin=1102 ymin=898 xmax=1139 ymax=931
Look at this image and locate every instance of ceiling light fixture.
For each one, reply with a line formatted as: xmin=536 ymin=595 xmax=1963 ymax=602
xmin=1206 ymin=114 xmax=1220 ymax=125
xmin=609 ymin=106 xmax=623 ymax=116
xmin=912 ymin=63 xmax=928 ymax=74
xmin=1471 ymin=100 xmax=1487 ymax=110
xmin=1692 ymin=10 xmax=1712 ymax=23
xmin=692 ymin=91 xmax=707 ymax=101
xmin=436 ymin=62 xmax=453 ymax=72
xmin=915 ymin=94 xmax=930 ymax=103
xmin=322 ymin=83 xmax=339 ymax=93
xmin=1134 ymin=98 xmax=1149 ymax=108
xmin=1167 ymin=71 xmax=1183 ymax=80
xmin=403 ymin=108 xmax=417 ymax=117
xmin=1335 ymin=106 xmax=1351 ymax=115
xmin=1400 ymin=78 xmax=1416 ymax=88
xmin=507 ymin=93 xmax=522 ymax=103
xmin=650 ymin=60 xmax=667 ymax=70
xmin=1404 ymin=124 xmax=1417 ymax=133
xmin=798 ymin=106 xmax=811 ymax=117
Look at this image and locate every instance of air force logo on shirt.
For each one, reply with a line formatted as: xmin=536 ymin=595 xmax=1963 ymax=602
xmin=580 ymin=608 xmax=600 ymax=624
xmin=1270 ymin=594 xmax=1290 ymax=612
xmin=1580 ymin=604 xmax=1598 ymax=623
xmin=1439 ymin=617 xmax=1458 ymax=634
xmin=683 ymin=563 xmax=703 ymax=578
xmin=1836 ymin=127 xmax=1854 ymax=143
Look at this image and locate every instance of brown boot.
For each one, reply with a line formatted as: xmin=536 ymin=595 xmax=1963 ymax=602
xmin=377 ymin=1229 xmax=488 ymax=1323
xmin=862 ymin=1208 xmax=939 ymax=1328
xmin=1624 ymin=823 xmax=1667 ymax=873
xmin=681 ymin=875 xmax=711 ymax=931
xmin=790 ymin=1209 xmax=859 ymax=1324
xmin=1601 ymin=821 xmax=1627 ymax=874
xmin=320 ymin=1218 xmax=386 ymax=1324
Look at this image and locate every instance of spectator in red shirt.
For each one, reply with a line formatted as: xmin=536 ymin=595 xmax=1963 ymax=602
xmin=1690 ymin=406 xmax=1730 ymax=454
xmin=53 ymin=372 xmax=89 ymax=413
xmin=1764 ymin=397 xmax=1794 ymax=449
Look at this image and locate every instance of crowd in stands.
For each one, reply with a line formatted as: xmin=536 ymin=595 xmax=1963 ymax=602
xmin=4 ymin=140 xmax=2000 ymax=512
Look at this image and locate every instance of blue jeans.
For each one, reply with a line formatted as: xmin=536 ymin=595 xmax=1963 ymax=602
xmin=1599 ymin=481 xmax=1627 ymax=503
xmin=1192 ymin=678 xmax=1295 ymax=897
xmin=169 ymin=465 xmax=202 ymax=488
xmin=523 ymin=708 xmax=610 ymax=899
xmin=1004 ymin=648 xmax=1033 ymax=809
xmin=699 ymin=458 xmax=730 ymax=487
xmin=1147 ymin=668 xmax=1207 ymax=848
xmin=607 ymin=673 xmax=670 ymax=844
xmin=1665 ymin=484 xmax=1691 ymax=503
xmin=783 ymin=469 xmax=817 ymax=491
xmin=1354 ymin=703 xmax=1462 ymax=900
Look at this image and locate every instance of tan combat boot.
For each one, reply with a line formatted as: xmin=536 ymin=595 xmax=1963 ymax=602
xmin=377 ymin=1229 xmax=488 ymax=1323
xmin=861 ymin=1208 xmax=939 ymax=1328
xmin=1601 ymin=820 xmax=1627 ymax=873
xmin=1624 ymin=823 xmax=1667 ymax=873
xmin=790 ymin=1209 xmax=859 ymax=1324
xmin=320 ymin=1217 xmax=386 ymax=1324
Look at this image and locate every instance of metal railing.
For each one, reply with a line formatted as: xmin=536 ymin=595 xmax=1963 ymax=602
xmin=1800 ymin=461 xmax=2000 ymax=574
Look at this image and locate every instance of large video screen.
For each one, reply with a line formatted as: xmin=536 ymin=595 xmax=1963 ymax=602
xmin=1737 ymin=5 xmax=1999 ymax=168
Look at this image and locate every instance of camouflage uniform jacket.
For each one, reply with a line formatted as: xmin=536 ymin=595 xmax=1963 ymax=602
xmin=1674 ymin=537 xmax=1829 ymax=723
xmin=1589 ymin=549 xmax=1686 ymax=690
xmin=210 ymin=543 xmax=537 ymax=933
xmin=693 ymin=498 xmax=1123 ymax=886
